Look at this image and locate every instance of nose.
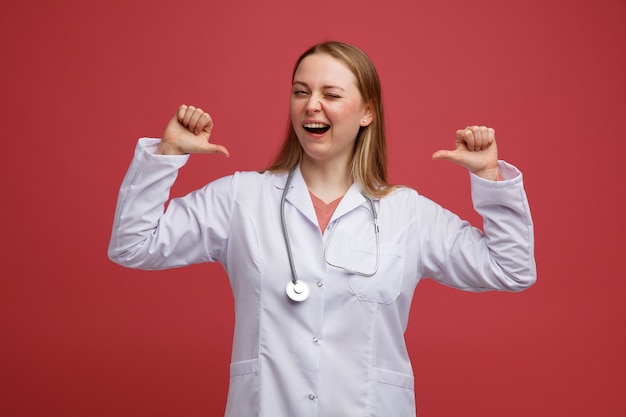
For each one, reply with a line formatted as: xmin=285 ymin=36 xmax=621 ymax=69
xmin=305 ymin=94 xmax=322 ymax=113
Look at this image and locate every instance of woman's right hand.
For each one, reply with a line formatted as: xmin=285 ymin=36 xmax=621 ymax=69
xmin=156 ymin=105 xmax=230 ymax=157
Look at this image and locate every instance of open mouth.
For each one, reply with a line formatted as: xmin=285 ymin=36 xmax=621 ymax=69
xmin=303 ymin=123 xmax=330 ymax=134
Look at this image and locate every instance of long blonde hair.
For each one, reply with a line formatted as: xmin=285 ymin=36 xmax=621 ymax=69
xmin=266 ymin=41 xmax=396 ymax=198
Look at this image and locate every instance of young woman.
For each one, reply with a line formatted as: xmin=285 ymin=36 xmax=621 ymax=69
xmin=109 ymin=41 xmax=536 ymax=416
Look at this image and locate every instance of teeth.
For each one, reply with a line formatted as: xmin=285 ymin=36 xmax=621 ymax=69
xmin=304 ymin=123 xmax=329 ymax=129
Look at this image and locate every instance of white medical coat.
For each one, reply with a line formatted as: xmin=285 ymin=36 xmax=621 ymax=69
xmin=108 ymin=138 xmax=536 ymax=417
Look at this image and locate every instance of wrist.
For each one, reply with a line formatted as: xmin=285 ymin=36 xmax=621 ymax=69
xmin=472 ymin=166 xmax=500 ymax=181
xmin=155 ymin=140 xmax=186 ymax=155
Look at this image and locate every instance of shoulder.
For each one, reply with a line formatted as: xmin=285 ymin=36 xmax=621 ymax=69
xmin=379 ymin=185 xmax=419 ymax=204
xmin=214 ymin=170 xmax=285 ymax=203
xmin=376 ymin=186 xmax=418 ymax=219
xmin=232 ymin=170 xmax=283 ymax=188
xmin=379 ymin=185 xmax=446 ymax=219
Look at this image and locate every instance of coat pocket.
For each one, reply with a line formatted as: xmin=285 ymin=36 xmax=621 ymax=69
xmin=225 ymin=358 xmax=260 ymax=417
xmin=369 ymin=367 xmax=416 ymax=417
xmin=348 ymin=241 xmax=405 ymax=304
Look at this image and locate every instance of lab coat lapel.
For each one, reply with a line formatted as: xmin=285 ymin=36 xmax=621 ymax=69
xmin=274 ymin=166 xmax=318 ymax=227
xmin=331 ymin=182 xmax=369 ymax=222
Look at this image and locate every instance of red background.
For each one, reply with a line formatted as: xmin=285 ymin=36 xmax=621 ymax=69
xmin=1 ymin=0 xmax=625 ymax=415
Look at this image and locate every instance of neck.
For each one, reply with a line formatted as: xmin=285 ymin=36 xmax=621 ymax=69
xmin=300 ymin=157 xmax=352 ymax=203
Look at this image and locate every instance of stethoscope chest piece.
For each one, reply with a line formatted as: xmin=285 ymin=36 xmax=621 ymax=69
xmin=286 ymin=280 xmax=310 ymax=302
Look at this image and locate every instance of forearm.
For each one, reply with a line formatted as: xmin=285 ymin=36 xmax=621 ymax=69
xmin=108 ymin=138 xmax=189 ymax=269
xmin=420 ymin=161 xmax=536 ymax=292
xmin=469 ymin=161 xmax=536 ymax=290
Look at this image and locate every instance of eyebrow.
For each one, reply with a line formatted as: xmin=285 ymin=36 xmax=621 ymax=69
xmin=292 ymin=81 xmax=346 ymax=91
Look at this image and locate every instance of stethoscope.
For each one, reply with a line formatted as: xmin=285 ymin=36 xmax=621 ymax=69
xmin=281 ymin=168 xmax=380 ymax=302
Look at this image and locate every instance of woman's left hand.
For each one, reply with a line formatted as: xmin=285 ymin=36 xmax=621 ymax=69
xmin=432 ymin=125 xmax=500 ymax=180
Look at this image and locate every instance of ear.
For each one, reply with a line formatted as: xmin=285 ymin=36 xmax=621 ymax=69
xmin=360 ymin=102 xmax=374 ymax=127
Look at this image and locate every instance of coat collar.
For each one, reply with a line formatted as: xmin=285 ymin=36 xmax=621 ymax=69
xmin=273 ymin=165 xmax=372 ymax=227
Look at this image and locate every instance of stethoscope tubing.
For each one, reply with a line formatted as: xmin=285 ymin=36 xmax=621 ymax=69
xmin=323 ymin=204 xmax=380 ymax=277
xmin=281 ymin=168 xmax=300 ymax=287
xmin=281 ymin=167 xmax=381 ymax=302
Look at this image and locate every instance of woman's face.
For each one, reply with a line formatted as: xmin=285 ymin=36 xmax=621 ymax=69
xmin=290 ymin=53 xmax=372 ymax=168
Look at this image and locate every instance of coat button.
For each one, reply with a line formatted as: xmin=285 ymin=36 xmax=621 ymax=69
xmin=312 ymin=336 xmax=319 ymax=343
xmin=309 ymin=394 xmax=317 ymax=400
xmin=316 ymin=281 xmax=323 ymax=287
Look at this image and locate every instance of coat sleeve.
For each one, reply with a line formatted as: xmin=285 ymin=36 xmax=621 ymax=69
xmin=107 ymin=138 xmax=235 ymax=270
xmin=417 ymin=161 xmax=536 ymax=292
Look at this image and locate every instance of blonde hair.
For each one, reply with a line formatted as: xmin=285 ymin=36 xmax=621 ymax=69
xmin=266 ymin=41 xmax=396 ymax=198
